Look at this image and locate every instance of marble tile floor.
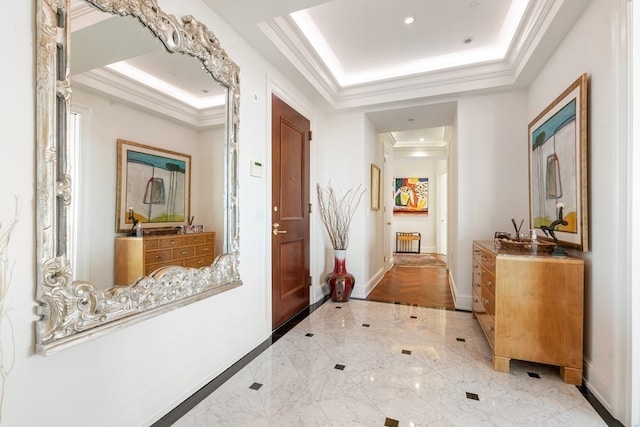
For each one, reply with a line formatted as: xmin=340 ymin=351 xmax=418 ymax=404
xmin=164 ymin=300 xmax=611 ymax=426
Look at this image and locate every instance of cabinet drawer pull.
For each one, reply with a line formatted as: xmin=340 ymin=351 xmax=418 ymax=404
xmin=181 ymin=251 xmax=189 ymax=255
xmin=170 ymin=240 xmax=176 ymax=245
xmin=155 ymin=255 xmax=163 ymax=260
xmin=202 ymin=248 xmax=209 ymax=252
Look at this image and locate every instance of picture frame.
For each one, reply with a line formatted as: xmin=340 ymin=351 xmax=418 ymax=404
xmin=528 ymin=74 xmax=588 ymax=251
xmin=393 ymin=177 xmax=428 ymax=215
xmin=116 ymin=139 xmax=191 ymax=233
xmin=370 ymin=163 xmax=381 ymax=211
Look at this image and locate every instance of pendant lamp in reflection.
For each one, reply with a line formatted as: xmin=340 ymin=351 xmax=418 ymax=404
xmin=143 ymin=165 xmax=165 ymax=222
xmin=545 ymin=133 xmax=562 ymax=200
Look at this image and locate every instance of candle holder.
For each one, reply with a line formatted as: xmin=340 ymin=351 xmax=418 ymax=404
xmin=128 ymin=208 xmax=140 ymax=237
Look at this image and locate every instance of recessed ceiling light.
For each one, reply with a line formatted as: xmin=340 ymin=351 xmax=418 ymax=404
xmin=404 ymin=16 xmax=415 ymax=25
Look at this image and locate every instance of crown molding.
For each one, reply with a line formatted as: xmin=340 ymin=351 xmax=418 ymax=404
xmin=73 ymin=69 xmax=226 ymax=128
xmin=260 ymin=0 xmax=564 ymax=109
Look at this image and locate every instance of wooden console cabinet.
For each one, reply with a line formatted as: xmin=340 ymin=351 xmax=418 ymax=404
xmin=472 ymin=240 xmax=584 ymax=384
xmin=115 ymin=232 xmax=215 ymax=286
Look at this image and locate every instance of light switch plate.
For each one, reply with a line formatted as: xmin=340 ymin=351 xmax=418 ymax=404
xmin=250 ymin=160 xmax=263 ymax=177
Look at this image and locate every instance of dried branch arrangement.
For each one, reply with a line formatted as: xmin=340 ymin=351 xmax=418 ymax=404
xmin=316 ymin=183 xmax=365 ymax=250
xmin=0 ymin=197 xmax=18 ymax=422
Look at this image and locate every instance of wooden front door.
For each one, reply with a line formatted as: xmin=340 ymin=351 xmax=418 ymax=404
xmin=271 ymin=94 xmax=310 ymax=329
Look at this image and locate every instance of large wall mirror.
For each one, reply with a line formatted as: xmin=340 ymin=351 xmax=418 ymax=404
xmin=35 ymin=0 xmax=241 ymax=355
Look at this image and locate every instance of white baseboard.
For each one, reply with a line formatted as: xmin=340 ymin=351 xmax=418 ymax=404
xmin=352 ymin=266 xmax=386 ymax=299
xmin=583 ymin=357 xmax=613 ymax=416
xmin=449 ymin=274 xmax=472 ymax=311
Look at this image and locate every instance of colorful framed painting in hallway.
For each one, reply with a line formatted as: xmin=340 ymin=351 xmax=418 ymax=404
xmin=393 ymin=177 xmax=428 ymax=214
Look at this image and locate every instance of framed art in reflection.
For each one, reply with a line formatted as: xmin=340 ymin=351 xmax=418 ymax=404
xmin=116 ymin=139 xmax=191 ymax=233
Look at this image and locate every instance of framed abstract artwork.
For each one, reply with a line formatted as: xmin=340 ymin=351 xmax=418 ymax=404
xmin=393 ymin=177 xmax=428 ymax=215
xmin=116 ymin=139 xmax=191 ymax=233
xmin=528 ymin=74 xmax=588 ymax=251
xmin=371 ymin=163 xmax=381 ymax=211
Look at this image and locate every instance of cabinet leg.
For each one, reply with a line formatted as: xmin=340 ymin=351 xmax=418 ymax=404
xmin=560 ymin=367 xmax=583 ymax=385
xmin=493 ymin=356 xmax=510 ymax=373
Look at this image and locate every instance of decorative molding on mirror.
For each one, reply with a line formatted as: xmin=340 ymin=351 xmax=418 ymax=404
xmin=35 ymin=0 xmax=241 ymax=355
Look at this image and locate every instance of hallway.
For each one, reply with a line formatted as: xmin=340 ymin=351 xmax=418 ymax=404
xmin=367 ymin=254 xmax=454 ymax=310
xmin=167 ymin=300 xmax=606 ymax=426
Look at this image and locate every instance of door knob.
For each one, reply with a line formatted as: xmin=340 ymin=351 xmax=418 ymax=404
xmin=272 ymin=222 xmax=287 ymax=236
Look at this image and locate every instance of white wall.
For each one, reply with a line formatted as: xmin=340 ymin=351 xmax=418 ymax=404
xmin=451 ymin=90 xmax=529 ymax=310
xmin=528 ymin=0 xmax=619 ymax=416
xmin=363 ymin=116 xmax=386 ymax=290
xmin=391 ymin=157 xmax=438 ymax=253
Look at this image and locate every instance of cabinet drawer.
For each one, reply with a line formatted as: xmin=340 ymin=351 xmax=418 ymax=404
xmin=145 ymin=249 xmax=172 ymax=264
xmin=481 ymin=284 xmax=495 ymax=316
xmin=144 ymin=239 xmax=161 ymax=251
xmin=196 ymin=243 xmax=215 ymax=256
xmin=184 ymin=254 xmax=215 ymax=268
xmin=172 ymin=246 xmax=196 ymax=260
xmin=145 ymin=259 xmax=180 ymax=276
xmin=472 ymin=287 xmax=484 ymax=314
xmin=159 ymin=236 xmax=184 ymax=249
xmin=472 ymin=270 xmax=482 ymax=293
xmin=477 ymin=313 xmax=495 ymax=348
xmin=481 ymin=268 xmax=495 ymax=290
xmin=480 ymin=252 xmax=496 ymax=273
xmin=184 ymin=234 xmax=206 ymax=245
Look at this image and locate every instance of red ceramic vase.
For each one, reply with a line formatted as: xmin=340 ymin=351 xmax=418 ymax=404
xmin=327 ymin=250 xmax=355 ymax=302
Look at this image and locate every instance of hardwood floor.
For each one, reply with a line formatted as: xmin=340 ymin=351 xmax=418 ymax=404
xmin=366 ymin=254 xmax=455 ymax=310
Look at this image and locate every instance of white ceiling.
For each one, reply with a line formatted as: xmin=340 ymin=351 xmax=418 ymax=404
xmin=70 ymin=0 xmax=592 ymax=145
xmin=207 ymin=0 xmax=591 ymax=138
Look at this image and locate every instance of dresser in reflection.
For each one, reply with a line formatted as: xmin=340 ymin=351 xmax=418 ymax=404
xmin=115 ymin=232 xmax=215 ymax=286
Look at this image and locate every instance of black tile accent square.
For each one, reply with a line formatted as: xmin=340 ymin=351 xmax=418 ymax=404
xmin=528 ymin=372 xmax=541 ymax=379
xmin=466 ymin=392 xmax=479 ymax=401
xmin=334 ymin=364 xmax=345 ymax=370
xmin=305 ymin=333 xmax=314 ymax=337
xmin=384 ymin=417 xmax=399 ymax=427
xmin=401 ymin=349 xmax=412 ymax=355
xmin=249 ymin=382 xmax=263 ymax=391
xmin=410 ymin=315 xmax=418 ymax=319
xmin=362 ymin=323 xmax=370 ymax=327
xmin=457 ymin=337 xmax=466 ymax=342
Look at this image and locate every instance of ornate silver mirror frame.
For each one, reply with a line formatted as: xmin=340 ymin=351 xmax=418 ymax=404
xmin=35 ymin=0 xmax=241 ymax=355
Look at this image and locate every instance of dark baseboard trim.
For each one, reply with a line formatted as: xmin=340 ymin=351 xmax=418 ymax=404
xmin=578 ymin=385 xmax=623 ymax=426
xmin=151 ymin=295 xmax=330 ymax=427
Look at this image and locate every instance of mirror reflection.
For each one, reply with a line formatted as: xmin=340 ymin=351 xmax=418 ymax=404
xmin=70 ymin=3 xmax=227 ymax=289
xmin=35 ymin=0 xmax=241 ymax=355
